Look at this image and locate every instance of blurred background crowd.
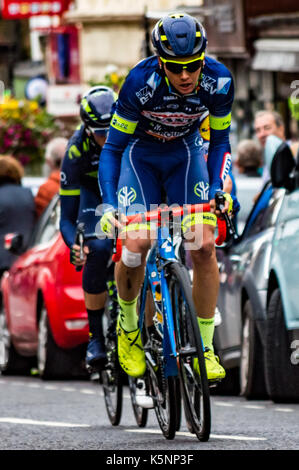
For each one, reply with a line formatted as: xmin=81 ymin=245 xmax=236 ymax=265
xmin=1 ymin=0 xmax=299 ymax=225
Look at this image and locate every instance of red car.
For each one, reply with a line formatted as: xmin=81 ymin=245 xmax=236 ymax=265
xmin=0 ymin=195 xmax=89 ymax=379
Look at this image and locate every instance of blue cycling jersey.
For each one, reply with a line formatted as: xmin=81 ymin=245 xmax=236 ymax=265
xmin=99 ymin=55 xmax=234 ymax=208
xmin=60 ymin=124 xmax=102 ymax=247
xmin=59 ymin=124 xmax=112 ymax=294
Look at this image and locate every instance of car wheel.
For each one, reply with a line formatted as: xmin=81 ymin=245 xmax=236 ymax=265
xmin=240 ymin=300 xmax=268 ymax=399
xmin=37 ymin=304 xmax=81 ymax=380
xmin=265 ymin=288 xmax=299 ymax=403
xmin=0 ymin=304 xmax=34 ymax=375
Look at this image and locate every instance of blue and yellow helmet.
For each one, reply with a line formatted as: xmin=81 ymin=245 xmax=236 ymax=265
xmin=151 ymin=12 xmax=207 ymax=59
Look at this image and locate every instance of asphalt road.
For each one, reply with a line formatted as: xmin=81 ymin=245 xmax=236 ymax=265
xmin=0 ymin=374 xmax=298 ymax=455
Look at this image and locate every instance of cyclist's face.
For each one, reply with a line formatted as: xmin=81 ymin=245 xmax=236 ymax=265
xmin=159 ymin=57 xmax=202 ymax=95
xmin=93 ymin=134 xmax=107 ymax=148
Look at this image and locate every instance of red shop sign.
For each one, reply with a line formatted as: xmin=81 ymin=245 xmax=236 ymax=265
xmin=1 ymin=1 xmax=71 ymax=19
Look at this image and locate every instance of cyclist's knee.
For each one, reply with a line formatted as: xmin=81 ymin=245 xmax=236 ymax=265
xmin=190 ymin=238 xmax=215 ymax=263
xmin=121 ymin=239 xmax=150 ymax=268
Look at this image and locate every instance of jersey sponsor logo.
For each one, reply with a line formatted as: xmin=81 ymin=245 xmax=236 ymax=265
xmin=163 ymin=95 xmax=178 ymax=101
xmin=199 ymin=115 xmax=210 ymax=141
xmin=141 ymin=110 xmax=202 ymax=127
xmin=194 ymin=181 xmax=210 ymax=200
xmin=136 ymin=72 xmax=161 ymax=105
xmin=201 ymin=74 xmax=232 ymax=95
xmin=210 ymin=113 xmax=231 ymax=130
xmin=68 ymin=144 xmax=81 ymax=159
xmin=111 ymin=113 xmax=137 ymax=134
xmin=118 ymin=186 xmax=137 ymax=206
xmin=201 ymin=74 xmax=217 ymax=94
xmin=217 ymin=77 xmax=232 ymax=95
xmin=60 ymin=171 xmax=67 ymax=184
xmin=136 ymin=85 xmax=154 ymax=105
xmin=220 ymin=152 xmax=232 ymax=181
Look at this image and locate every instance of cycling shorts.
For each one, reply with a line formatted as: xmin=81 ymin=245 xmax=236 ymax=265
xmin=117 ymin=131 xmax=209 ymax=213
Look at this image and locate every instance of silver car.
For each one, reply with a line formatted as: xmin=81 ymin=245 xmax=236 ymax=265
xmin=214 ymin=137 xmax=299 ymax=402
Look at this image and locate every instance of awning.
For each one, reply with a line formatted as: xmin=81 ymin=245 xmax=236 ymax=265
xmin=252 ymin=39 xmax=299 ymax=72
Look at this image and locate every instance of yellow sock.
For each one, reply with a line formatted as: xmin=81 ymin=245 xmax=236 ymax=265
xmin=197 ymin=317 xmax=215 ymax=352
xmin=118 ymin=295 xmax=139 ymax=332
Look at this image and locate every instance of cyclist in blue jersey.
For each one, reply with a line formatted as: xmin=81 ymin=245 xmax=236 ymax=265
xmin=99 ymin=13 xmax=237 ymax=380
xmin=60 ymin=86 xmax=117 ymax=371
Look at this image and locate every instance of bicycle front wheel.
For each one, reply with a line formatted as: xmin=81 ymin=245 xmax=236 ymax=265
xmin=128 ymin=377 xmax=148 ymax=428
xmin=168 ymin=262 xmax=211 ymax=442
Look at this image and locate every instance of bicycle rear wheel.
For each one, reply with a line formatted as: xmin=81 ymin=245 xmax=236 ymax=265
xmin=168 ymin=262 xmax=211 ymax=442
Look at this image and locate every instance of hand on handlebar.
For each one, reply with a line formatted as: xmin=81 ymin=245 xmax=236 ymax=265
xmin=70 ymin=243 xmax=89 ymax=267
xmin=100 ymin=210 xmax=123 ymax=238
xmin=210 ymin=192 xmax=234 ymax=217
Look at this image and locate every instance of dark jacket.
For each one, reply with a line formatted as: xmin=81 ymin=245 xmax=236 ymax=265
xmin=0 ymin=183 xmax=36 ymax=270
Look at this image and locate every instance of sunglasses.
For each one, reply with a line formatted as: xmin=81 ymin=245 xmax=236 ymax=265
xmin=160 ymin=55 xmax=204 ymax=74
xmin=87 ymin=127 xmax=108 ymax=136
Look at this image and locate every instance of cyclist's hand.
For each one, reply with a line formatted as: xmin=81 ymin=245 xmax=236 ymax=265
xmin=70 ymin=244 xmax=89 ymax=267
xmin=210 ymin=192 xmax=231 ymax=216
xmin=100 ymin=210 xmax=122 ymax=238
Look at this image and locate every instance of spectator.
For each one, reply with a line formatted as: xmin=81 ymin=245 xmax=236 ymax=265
xmin=0 ymin=155 xmax=35 ymax=278
xmin=235 ymin=139 xmax=263 ymax=177
xmin=35 ymin=137 xmax=68 ymax=217
xmin=254 ymin=110 xmax=285 ymax=185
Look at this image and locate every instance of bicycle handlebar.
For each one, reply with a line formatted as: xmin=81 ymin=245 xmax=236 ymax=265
xmin=111 ymin=201 xmax=229 ymax=263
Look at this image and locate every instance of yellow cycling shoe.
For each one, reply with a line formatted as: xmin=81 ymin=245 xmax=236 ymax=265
xmin=194 ymin=349 xmax=226 ymax=381
xmin=116 ymin=319 xmax=146 ymax=378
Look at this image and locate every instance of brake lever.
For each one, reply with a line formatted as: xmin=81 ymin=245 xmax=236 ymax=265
xmin=215 ymin=192 xmax=238 ymax=241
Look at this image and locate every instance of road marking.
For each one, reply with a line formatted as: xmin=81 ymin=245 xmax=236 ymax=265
xmin=275 ymin=408 xmax=293 ymax=413
xmin=79 ymin=389 xmax=96 ymax=395
xmin=44 ymin=385 xmax=58 ymax=390
xmin=125 ymin=428 xmax=267 ymax=441
xmin=0 ymin=417 xmax=90 ymax=428
xmin=214 ymin=401 xmax=234 ymax=407
xmin=244 ymin=405 xmax=265 ymax=410
xmin=61 ymin=387 xmax=76 ymax=392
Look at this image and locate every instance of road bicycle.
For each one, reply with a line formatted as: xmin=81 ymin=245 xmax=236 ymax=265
xmin=74 ymin=224 xmax=148 ymax=427
xmin=112 ymin=193 xmax=231 ymax=441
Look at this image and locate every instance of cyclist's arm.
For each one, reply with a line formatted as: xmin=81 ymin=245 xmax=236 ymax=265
xmin=206 ymin=73 xmax=234 ymax=201
xmin=98 ymin=73 xmax=141 ymax=208
xmin=59 ymin=135 xmax=82 ymax=248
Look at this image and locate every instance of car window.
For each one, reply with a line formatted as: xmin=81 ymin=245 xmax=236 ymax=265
xmin=35 ymin=199 xmax=61 ymax=245
xmin=243 ymin=187 xmax=284 ymax=238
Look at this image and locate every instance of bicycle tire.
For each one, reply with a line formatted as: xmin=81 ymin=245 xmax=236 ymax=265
xmin=128 ymin=377 xmax=148 ymax=428
xmin=101 ymin=295 xmax=123 ymax=426
xmin=140 ymin=284 xmax=178 ymax=440
xmin=168 ymin=262 xmax=211 ymax=442
xmin=101 ymin=340 xmax=123 ymax=426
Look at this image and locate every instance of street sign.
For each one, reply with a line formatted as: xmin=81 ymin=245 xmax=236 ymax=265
xmin=1 ymin=0 xmax=70 ymax=19
xmin=46 ymin=84 xmax=84 ymax=117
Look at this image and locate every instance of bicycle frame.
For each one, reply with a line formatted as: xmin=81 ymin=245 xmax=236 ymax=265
xmin=138 ymin=222 xmax=181 ymax=378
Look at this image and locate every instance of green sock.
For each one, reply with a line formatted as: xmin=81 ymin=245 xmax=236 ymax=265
xmin=118 ymin=295 xmax=139 ymax=332
xmin=197 ymin=317 xmax=215 ymax=352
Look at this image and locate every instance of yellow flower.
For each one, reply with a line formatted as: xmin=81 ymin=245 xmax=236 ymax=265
xmin=110 ymin=72 xmax=119 ymax=85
